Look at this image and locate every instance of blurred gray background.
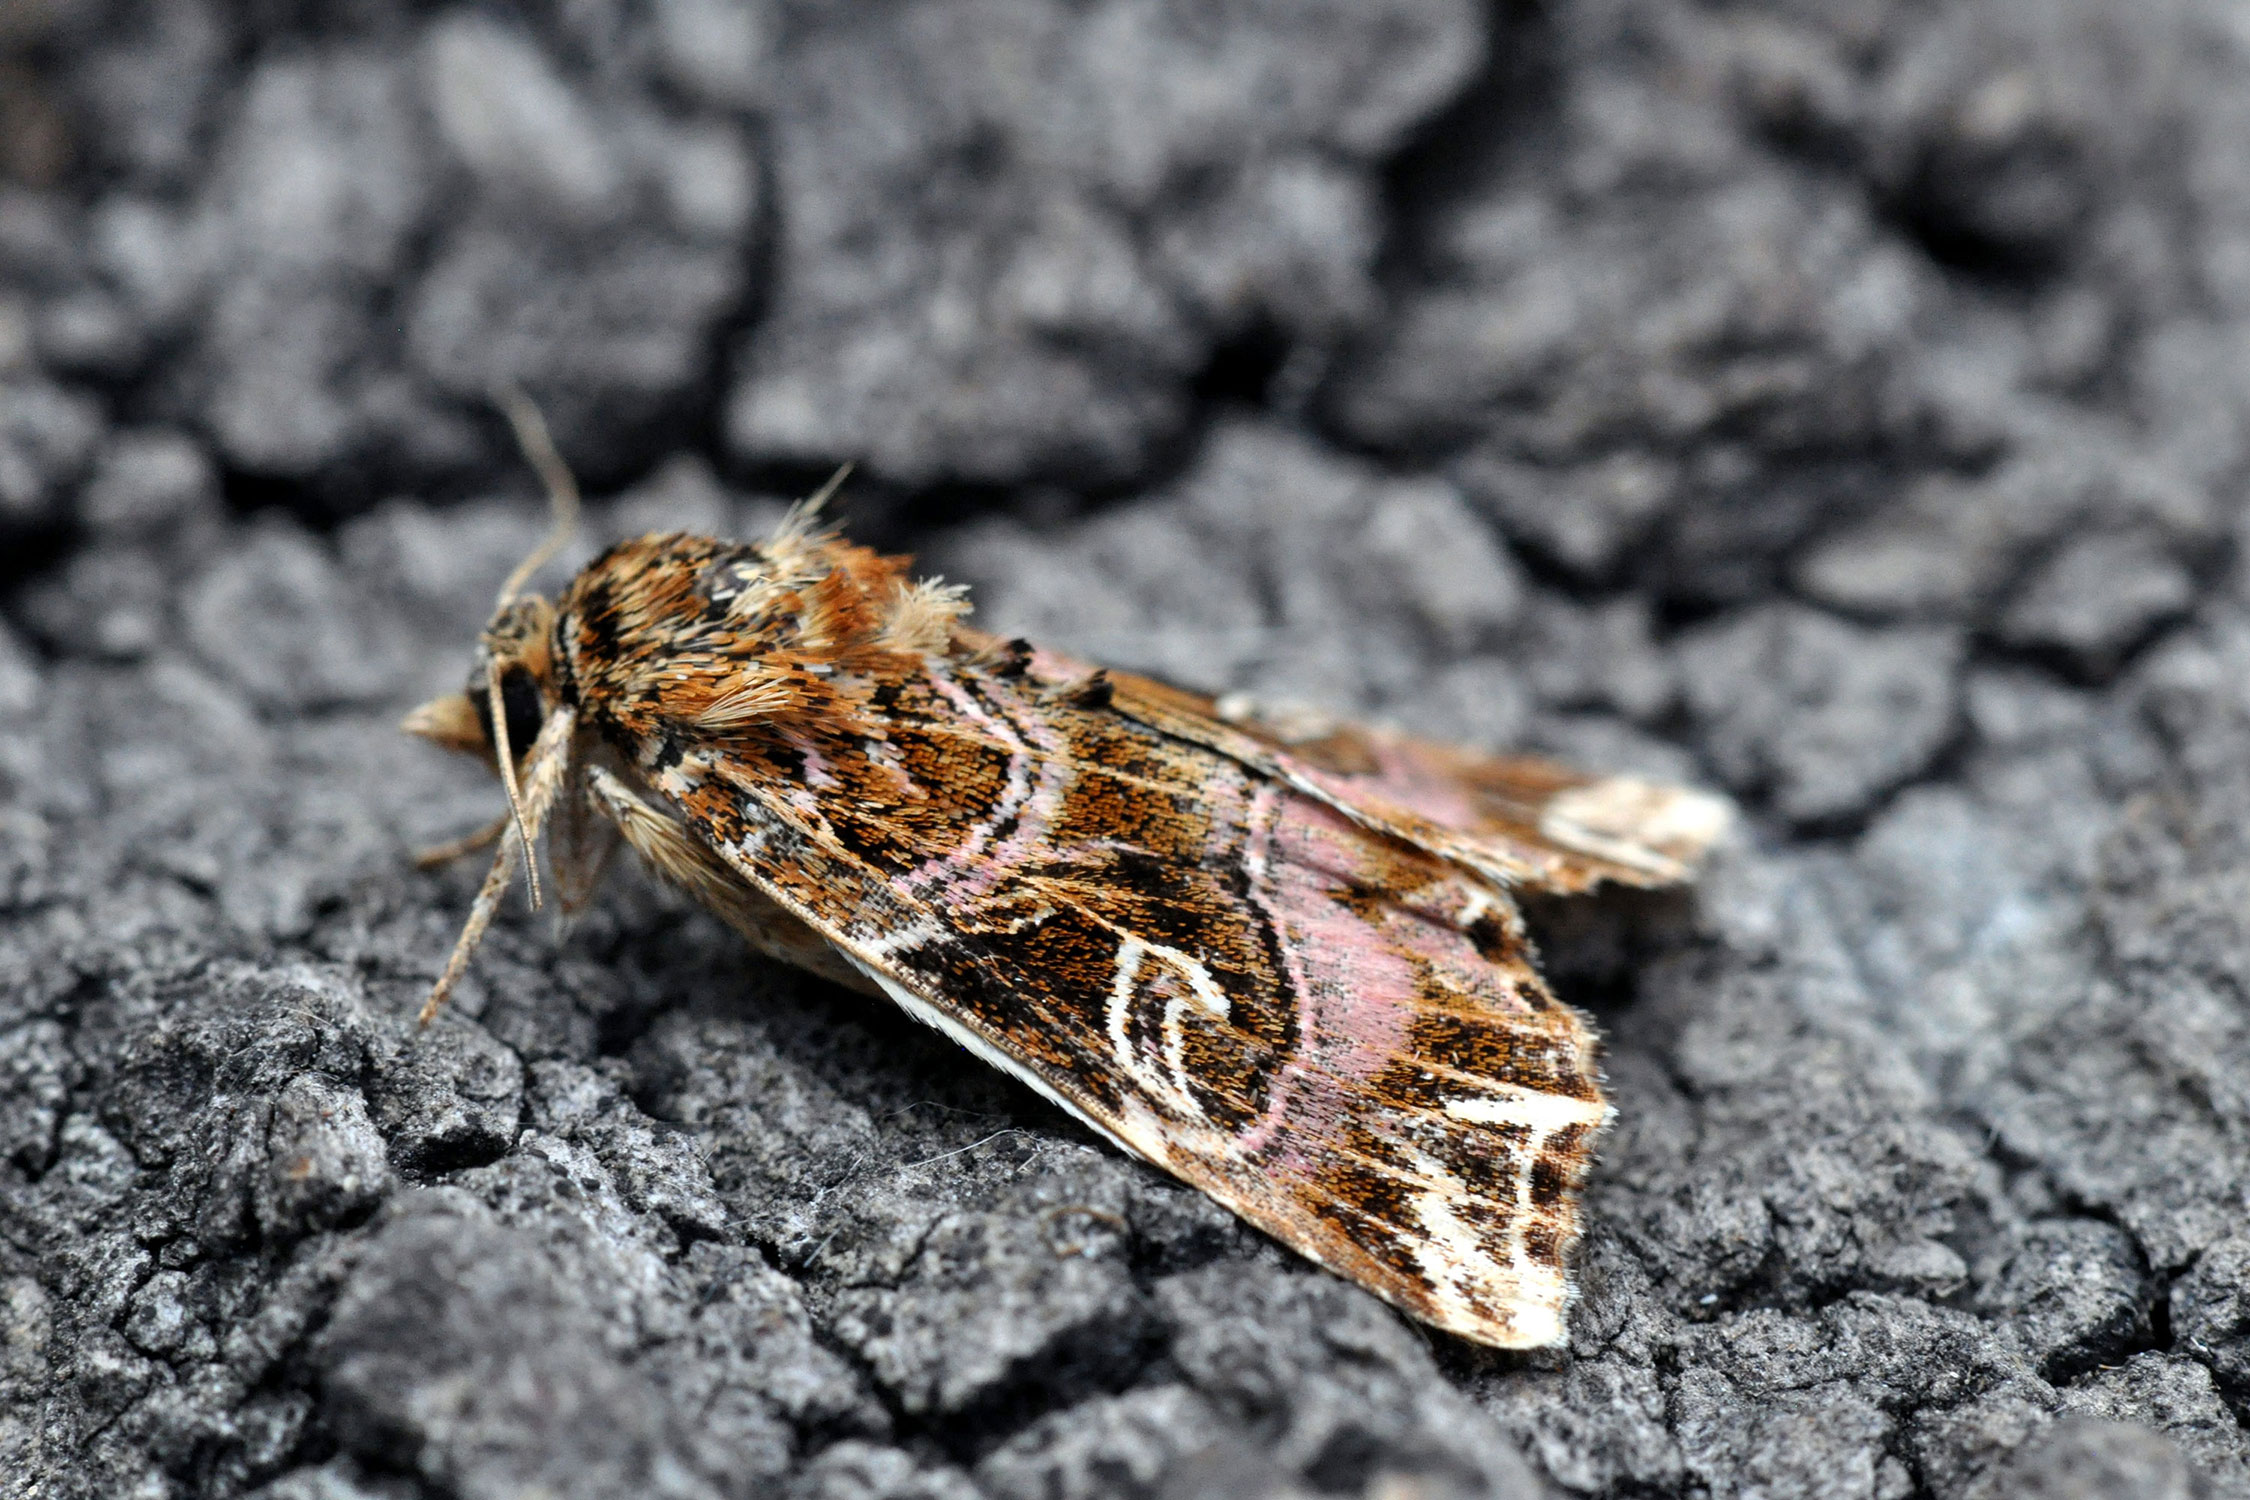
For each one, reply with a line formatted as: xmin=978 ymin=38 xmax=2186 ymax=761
xmin=7 ymin=2 xmax=2250 ymax=1498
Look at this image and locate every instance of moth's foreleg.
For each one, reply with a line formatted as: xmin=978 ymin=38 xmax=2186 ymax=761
xmin=581 ymin=765 xmax=742 ymax=912
xmin=419 ymin=828 xmax=523 ymax=1026
xmin=418 ymin=707 xmax=577 ymax=1025
xmin=412 ymin=813 xmax=509 ymax=870
xmin=582 ymin=765 xmax=877 ymax=995
xmin=549 ymin=755 xmax=621 ymax=926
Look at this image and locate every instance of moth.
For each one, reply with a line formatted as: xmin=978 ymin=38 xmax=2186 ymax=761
xmin=404 ymin=398 xmax=1729 ymax=1349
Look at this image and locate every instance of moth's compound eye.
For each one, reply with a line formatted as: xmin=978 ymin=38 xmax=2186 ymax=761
xmin=473 ymin=665 xmax=546 ymax=756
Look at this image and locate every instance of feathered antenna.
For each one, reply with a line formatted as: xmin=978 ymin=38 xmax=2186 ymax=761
xmin=483 ymin=383 xmax=583 ymax=910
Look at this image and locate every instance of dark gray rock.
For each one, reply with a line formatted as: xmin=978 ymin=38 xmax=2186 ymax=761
xmin=401 ymin=8 xmax=756 ymax=466
xmin=1486 ymin=1315 xmax=1684 ymax=1496
xmin=61 ymin=0 xmax=234 ymax=189
xmin=1155 ymin=1267 xmax=1545 ymax=1495
xmin=2174 ymin=1233 xmax=2250 ymax=1395
xmin=181 ymin=522 xmax=417 ymax=713
xmin=1853 ymin=0 xmax=2195 ymax=278
xmin=727 ymin=0 xmax=1481 ymax=487
xmin=2057 ymin=1353 xmax=2250 ymax=1491
xmin=245 ymin=1463 xmax=423 ymax=1500
xmin=1325 ymin=0 xmax=2247 ymax=637
xmin=17 ymin=543 xmax=174 ymax=662
xmin=1981 ymin=1417 xmax=2210 ymax=1500
xmin=404 ymin=224 xmax=742 ymax=464
xmin=179 ymin=46 xmax=442 ymax=479
xmin=973 ymin=1385 xmax=1237 ymax=1500
xmin=1676 ymin=605 xmax=1962 ymax=826
xmin=827 ymin=1197 xmax=1155 ymax=1420
xmin=1998 ymin=530 xmax=2199 ymax=678
xmin=786 ymin=1441 xmax=984 ymax=1500
xmin=317 ymin=1193 xmax=727 ymax=1500
xmin=1975 ymin=1219 xmax=2150 ymax=1382
xmin=362 ymin=1016 xmax=525 ymax=1176
xmin=0 ymin=1019 xmax=70 ymax=1173
xmin=77 ymin=427 xmax=222 ymax=540
xmin=1323 ymin=2 xmax=1941 ymax=606
xmin=1796 ymin=436 xmax=2217 ymax=645
xmin=251 ymin=1072 xmax=392 ymax=1245
xmin=0 ymin=374 xmax=101 ymax=533
xmin=56 ymin=6 xmax=770 ymax=507
xmin=940 ymin=420 xmax=1532 ymax=718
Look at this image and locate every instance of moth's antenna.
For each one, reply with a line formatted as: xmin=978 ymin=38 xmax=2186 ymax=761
xmin=803 ymin=460 xmax=854 ymax=516
xmin=484 ymin=381 xmax=579 ymax=909
xmin=487 ymin=655 xmax=542 ymax=911
xmin=490 ymin=382 xmax=581 ymax=607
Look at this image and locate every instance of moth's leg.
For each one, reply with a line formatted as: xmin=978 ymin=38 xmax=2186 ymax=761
xmin=420 ymin=708 xmax=576 ymax=1025
xmin=419 ymin=825 xmax=522 ymax=1026
xmin=582 ymin=765 xmax=742 ymax=910
xmin=549 ymin=752 xmax=621 ymax=925
xmin=412 ymin=813 xmax=510 ymax=870
xmin=582 ymin=765 xmax=877 ymax=995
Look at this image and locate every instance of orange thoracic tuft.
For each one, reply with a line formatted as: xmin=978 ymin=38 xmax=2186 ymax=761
xmin=555 ymin=532 xmax=967 ymax=745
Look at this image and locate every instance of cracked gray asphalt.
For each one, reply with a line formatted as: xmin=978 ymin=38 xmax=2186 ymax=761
xmin=7 ymin=1 xmax=2250 ymax=1496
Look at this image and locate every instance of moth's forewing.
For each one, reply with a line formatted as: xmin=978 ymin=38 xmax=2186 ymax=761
xmin=636 ymin=650 xmax=1607 ymax=1347
xmin=1082 ymin=662 xmax=1731 ymax=893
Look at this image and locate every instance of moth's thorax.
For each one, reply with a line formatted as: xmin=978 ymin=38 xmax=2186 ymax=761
xmin=549 ymin=533 xmax=741 ymax=690
xmin=549 ymin=528 xmax=966 ymax=751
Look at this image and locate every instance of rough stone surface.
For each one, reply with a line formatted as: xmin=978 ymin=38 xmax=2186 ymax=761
xmin=8 ymin=1 xmax=2250 ymax=1498
xmin=726 ymin=0 xmax=1480 ymax=488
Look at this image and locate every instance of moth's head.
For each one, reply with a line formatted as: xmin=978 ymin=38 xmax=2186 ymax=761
xmin=401 ymin=594 xmax=558 ymax=768
xmin=402 ymin=385 xmax=577 ymax=779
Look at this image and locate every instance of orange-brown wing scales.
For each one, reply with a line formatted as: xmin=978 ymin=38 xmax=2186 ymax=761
xmin=653 ymin=661 xmax=1608 ymax=1348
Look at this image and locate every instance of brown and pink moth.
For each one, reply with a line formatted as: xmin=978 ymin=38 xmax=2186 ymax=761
xmin=404 ymin=404 xmax=1730 ymax=1349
